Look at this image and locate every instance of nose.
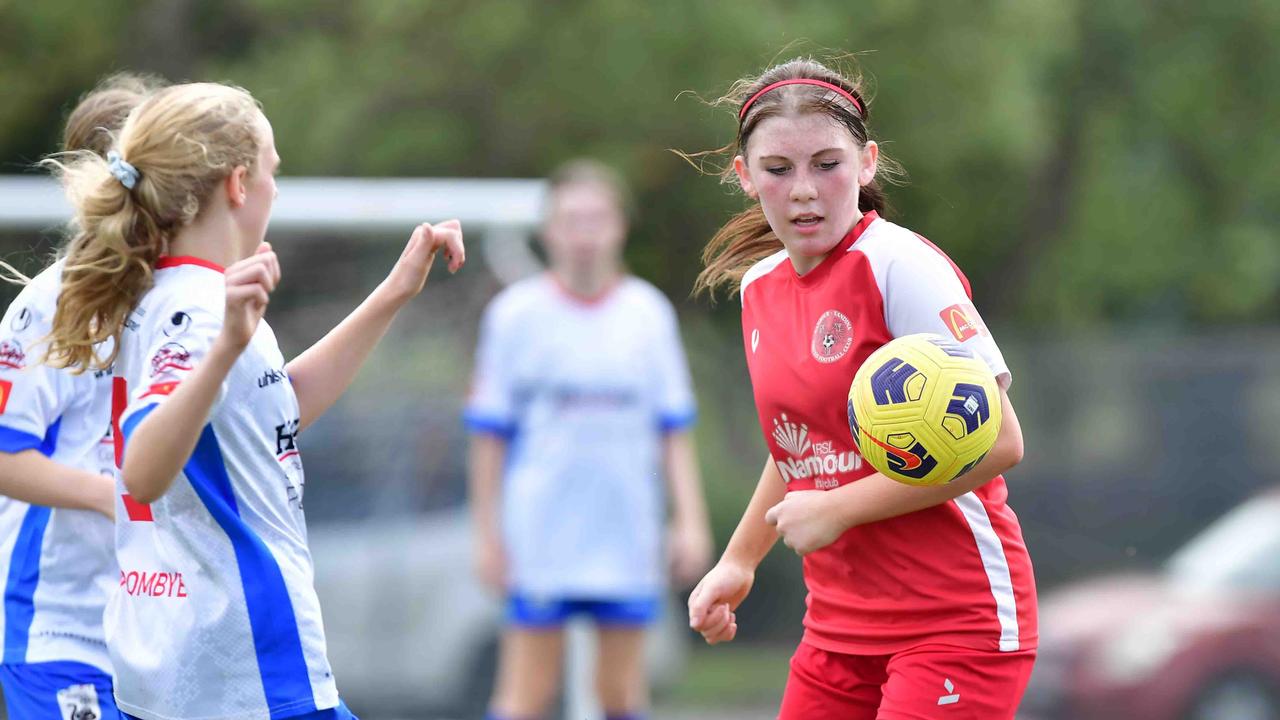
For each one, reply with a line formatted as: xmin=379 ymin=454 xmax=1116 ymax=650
xmin=790 ymin=170 xmax=816 ymax=202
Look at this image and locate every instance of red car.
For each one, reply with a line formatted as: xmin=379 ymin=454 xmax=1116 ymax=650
xmin=1022 ymin=490 xmax=1280 ymax=720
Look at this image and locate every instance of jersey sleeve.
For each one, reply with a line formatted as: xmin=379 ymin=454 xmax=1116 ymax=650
xmin=651 ymin=298 xmax=697 ymax=433
xmin=0 ymin=297 xmax=71 ymax=454
xmin=464 ymin=300 xmax=518 ymax=438
xmin=882 ymin=238 xmax=1012 ymax=389
xmin=119 ymin=302 xmax=225 ymax=440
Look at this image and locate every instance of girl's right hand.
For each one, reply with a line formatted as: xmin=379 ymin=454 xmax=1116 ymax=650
xmin=220 ymin=243 xmax=280 ymax=351
xmin=688 ymin=560 xmax=756 ymax=645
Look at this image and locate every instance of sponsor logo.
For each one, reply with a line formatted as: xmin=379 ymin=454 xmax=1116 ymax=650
xmin=0 ymin=379 xmax=10 ymax=414
xmin=811 ymin=310 xmax=853 ymax=363
xmin=258 ymin=367 xmax=288 ymax=388
xmin=276 ymin=417 xmax=304 ymax=507
xmin=10 ymin=306 xmax=32 ymax=333
xmin=140 ymin=381 xmax=179 ymax=399
xmin=771 ymin=413 xmax=863 ymax=484
xmin=861 ymin=431 xmax=938 ymax=480
xmin=937 ymin=678 xmax=960 ymax=706
xmin=119 ymin=569 xmax=187 ymax=598
xmin=940 ymin=303 xmax=983 ymax=343
xmin=56 ymin=683 xmax=101 ymax=720
xmin=163 ymin=310 xmax=192 ymax=338
xmin=149 ymin=342 xmax=192 ymax=376
xmin=0 ymin=340 xmax=26 ymax=370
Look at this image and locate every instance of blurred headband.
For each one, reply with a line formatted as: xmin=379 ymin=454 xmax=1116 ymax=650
xmin=739 ymin=79 xmax=864 ymax=121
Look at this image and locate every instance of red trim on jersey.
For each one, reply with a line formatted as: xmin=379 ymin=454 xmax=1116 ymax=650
xmin=0 ymin=379 xmax=11 ymax=414
xmin=547 ymin=272 xmax=622 ymax=306
xmin=122 ymin=493 xmax=154 ymax=522
xmin=155 ymin=256 xmax=226 ymax=273
xmin=111 ymin=377 xmax=127 ymax=469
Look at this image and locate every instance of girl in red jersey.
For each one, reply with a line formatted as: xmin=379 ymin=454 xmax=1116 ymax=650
xmin=685 ymin=58 xmax=1037 ymax=719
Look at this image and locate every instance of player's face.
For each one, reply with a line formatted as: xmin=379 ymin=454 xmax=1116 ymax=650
xmin=542 ymin=181 xmax=627 ymax=277
xmin=235 ymin=112 xmax=280 ymax=259
xmin=735 ymin=112 xmax=878 ymax=275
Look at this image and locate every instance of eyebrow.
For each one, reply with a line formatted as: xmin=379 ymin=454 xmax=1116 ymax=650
xmin=756 ymin=148 xmax=847 ymax=162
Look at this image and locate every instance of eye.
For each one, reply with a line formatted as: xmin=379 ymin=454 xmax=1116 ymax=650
xmin=766 ymin=166 xmax=790 ymax=176
xmin=818 ymin=161 xmax=840 ymax=171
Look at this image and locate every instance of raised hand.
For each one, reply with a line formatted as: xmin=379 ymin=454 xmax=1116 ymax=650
xmin=220 ymin=243 xmax=279 ymax=351
xmin=383 ymin=220 xmax=466 ymax=302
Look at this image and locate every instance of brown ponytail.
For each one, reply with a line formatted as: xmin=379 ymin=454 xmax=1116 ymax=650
xmin=43 ymin=83 xmax=263 ymax=372
xmin=684 ymin=56 xmax=905 ymax=299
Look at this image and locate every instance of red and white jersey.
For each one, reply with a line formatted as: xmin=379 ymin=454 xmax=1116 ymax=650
xmin=740 ymin=211 xmax=1037 ymax=655
xmin=108 ymin=257 xmax=339 ymax=720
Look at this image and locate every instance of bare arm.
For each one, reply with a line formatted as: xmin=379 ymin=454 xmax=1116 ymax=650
xmin=468 ymin=432 xmax=507 ymax=591
xmin=721 ymin=456 xmax=786 ymax=569
xmin=287 ymin=222 xmax=463 ymax=431
xmin=0 ymin=451 xmax=114 ymax=518
xmin=765 ymin=386 xmax=1024 ymax=555
xmin=663 ymin=429 xmax=712 ymax=586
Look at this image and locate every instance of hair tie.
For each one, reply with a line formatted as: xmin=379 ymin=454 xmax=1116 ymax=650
xmin=739 ymin=79 xmax=864 ymax=121
xmin=106 ymin=150 xmax=139 ymax=190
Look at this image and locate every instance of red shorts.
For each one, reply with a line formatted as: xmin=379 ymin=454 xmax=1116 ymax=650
xmin=778 ymin=641 xmax=1036 ymax=720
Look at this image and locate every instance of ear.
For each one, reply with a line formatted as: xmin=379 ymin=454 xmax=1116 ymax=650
xmin=225 ymin=166 xmax=249 ymax=208
xmin=732 ymin=155 xmax=758 ymax=200
xmin=858 ymin=141 xmax=879 ymax=187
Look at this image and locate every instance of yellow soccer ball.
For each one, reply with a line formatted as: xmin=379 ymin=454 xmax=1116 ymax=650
xmin=847 ymin=333 xmax=1002 ymax=486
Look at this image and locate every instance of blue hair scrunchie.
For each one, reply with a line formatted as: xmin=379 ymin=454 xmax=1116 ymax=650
xmin=106 ymin=150 xmax=139 ymax=190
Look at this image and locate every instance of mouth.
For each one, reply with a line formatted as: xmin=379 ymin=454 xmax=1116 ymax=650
xmin=791 ymin=213 xmax=824 ymax=229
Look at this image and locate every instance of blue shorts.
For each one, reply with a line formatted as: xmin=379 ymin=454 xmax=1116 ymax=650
xmin=507 ymin=594 xmax=660 ymax=628
xmin=0 ymin=660 xmax=122 ymax=720
xmin=124 ymin=700 xmax=357 ymax=720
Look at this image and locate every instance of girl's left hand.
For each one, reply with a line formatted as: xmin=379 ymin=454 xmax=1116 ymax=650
xmin=383 ymin=220 xmax=466 ymax=301
xmin=764 ymin=490 xmax=847 ymax=556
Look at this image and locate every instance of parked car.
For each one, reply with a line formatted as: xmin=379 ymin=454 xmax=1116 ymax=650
xmin=1022 ymin=489 xmax=1280 ymax=720
xmin=311 ymin=510 xmax=689 ymax=718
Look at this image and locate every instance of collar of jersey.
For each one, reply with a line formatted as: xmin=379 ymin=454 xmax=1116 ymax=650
xmin=791 ymin=210 xmax=879 ymax=289
xmin=155 ymin=255 xmax=226 ymax=273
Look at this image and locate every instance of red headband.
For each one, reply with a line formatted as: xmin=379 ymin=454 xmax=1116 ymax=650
xmin=738 ymin=78 xmax=864 ymax=121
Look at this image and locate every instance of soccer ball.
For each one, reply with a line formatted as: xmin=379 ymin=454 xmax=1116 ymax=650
xmin=847 ymin=333 xmax=1001 ymax=486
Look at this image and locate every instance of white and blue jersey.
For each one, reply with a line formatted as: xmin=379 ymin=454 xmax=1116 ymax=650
xmin=0 ymin=260 xmax=116 ymax=675
xmin=465 ymin=274 xmax=697 ymax=600
xmin=109 ymin=257 xmax=341 ymax=720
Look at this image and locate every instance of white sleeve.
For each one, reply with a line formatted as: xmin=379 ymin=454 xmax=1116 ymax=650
xmin=881 ymin=238 xmax=1012 ymax=389
xmin=464 ymin=300 xmax=517 ymax=438
xmin=119 ymin=301 xmax=224 ymax=438
xmin=0 ymin=296 xmax=72 ymax=454
xmin=651 ymin=298 xmax=697 ymax=433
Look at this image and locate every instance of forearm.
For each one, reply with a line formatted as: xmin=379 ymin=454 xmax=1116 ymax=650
xmin=832 ymin=387 xmax=1023 ymax=529
xmin=721 ymin=456 xmax=786 ymax=569
xmin=0 ymin=451 xmax=114 ymax=517
xmin=286 ymin=282 xmax=408 ymax=430
xmin=122 ymin=342 xmax=238 ymax=504
xmin=468 ymin=434 xmax=507 ymax=542
xmin=664 ymin=431 xmax=709 ymax=529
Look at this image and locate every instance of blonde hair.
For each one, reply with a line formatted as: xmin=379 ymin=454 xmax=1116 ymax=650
xmin=680 ymin=56 xmax=905 ymax=299
xmin=43 ymin=82 xmax=264 ymax=372
xmin=62 ymin=72 xmax=167 ymax=156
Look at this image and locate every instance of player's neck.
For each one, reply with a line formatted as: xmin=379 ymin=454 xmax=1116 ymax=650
xmin=550 ymin=266 xmax=621 ymax=303
xmin=168 ymin=212 xmax=244 ymax=269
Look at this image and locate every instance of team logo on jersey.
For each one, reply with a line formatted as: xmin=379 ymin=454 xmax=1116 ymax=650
xmin=276 ymin=417 xmax=305 ymax=508
xmin=811 ymin=310 xmax=853 ymax=363
xmin=0 ymin=340 xmax=25 ymax=370
xmin=163 ymin=310 xmax=192 ymax=338
xmin=150 ymin=342 xmax=192 ymax=376
xmin=10 ymin=306 xmax=32 ymax=333
xmin=56 ymin=682 xmax=102 ymax=720
xmin=0 ymin=379 xmax=11 ymax=414
xmin=940 ymin=303 xmax=984 ymax=342
xmin=772 ymin=414 xmax=812 ymax=457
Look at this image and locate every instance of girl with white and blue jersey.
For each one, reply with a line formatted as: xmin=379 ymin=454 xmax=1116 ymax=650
xmin=41 ymin=82 xmax=465 ymax=720
xmin=0 ymin=74 xmax=161 ymax=720
xmin=467 ymin=160 xmax=712 ymax=720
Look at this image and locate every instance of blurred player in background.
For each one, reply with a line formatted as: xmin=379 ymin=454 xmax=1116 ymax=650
xmin=467 ymin=159 xmax=711 ymax=720
xmin=41 ymin=81 xmax=464 ymax=720
xmin=0 ymin=72 xmax=163 ymax=720
xmin=684 ymin=58 xmax=1037 ymax=719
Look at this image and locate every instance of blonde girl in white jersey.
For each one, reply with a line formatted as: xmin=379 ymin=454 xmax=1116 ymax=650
xmin=42 ymin=82 xmax=464 ymax=720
